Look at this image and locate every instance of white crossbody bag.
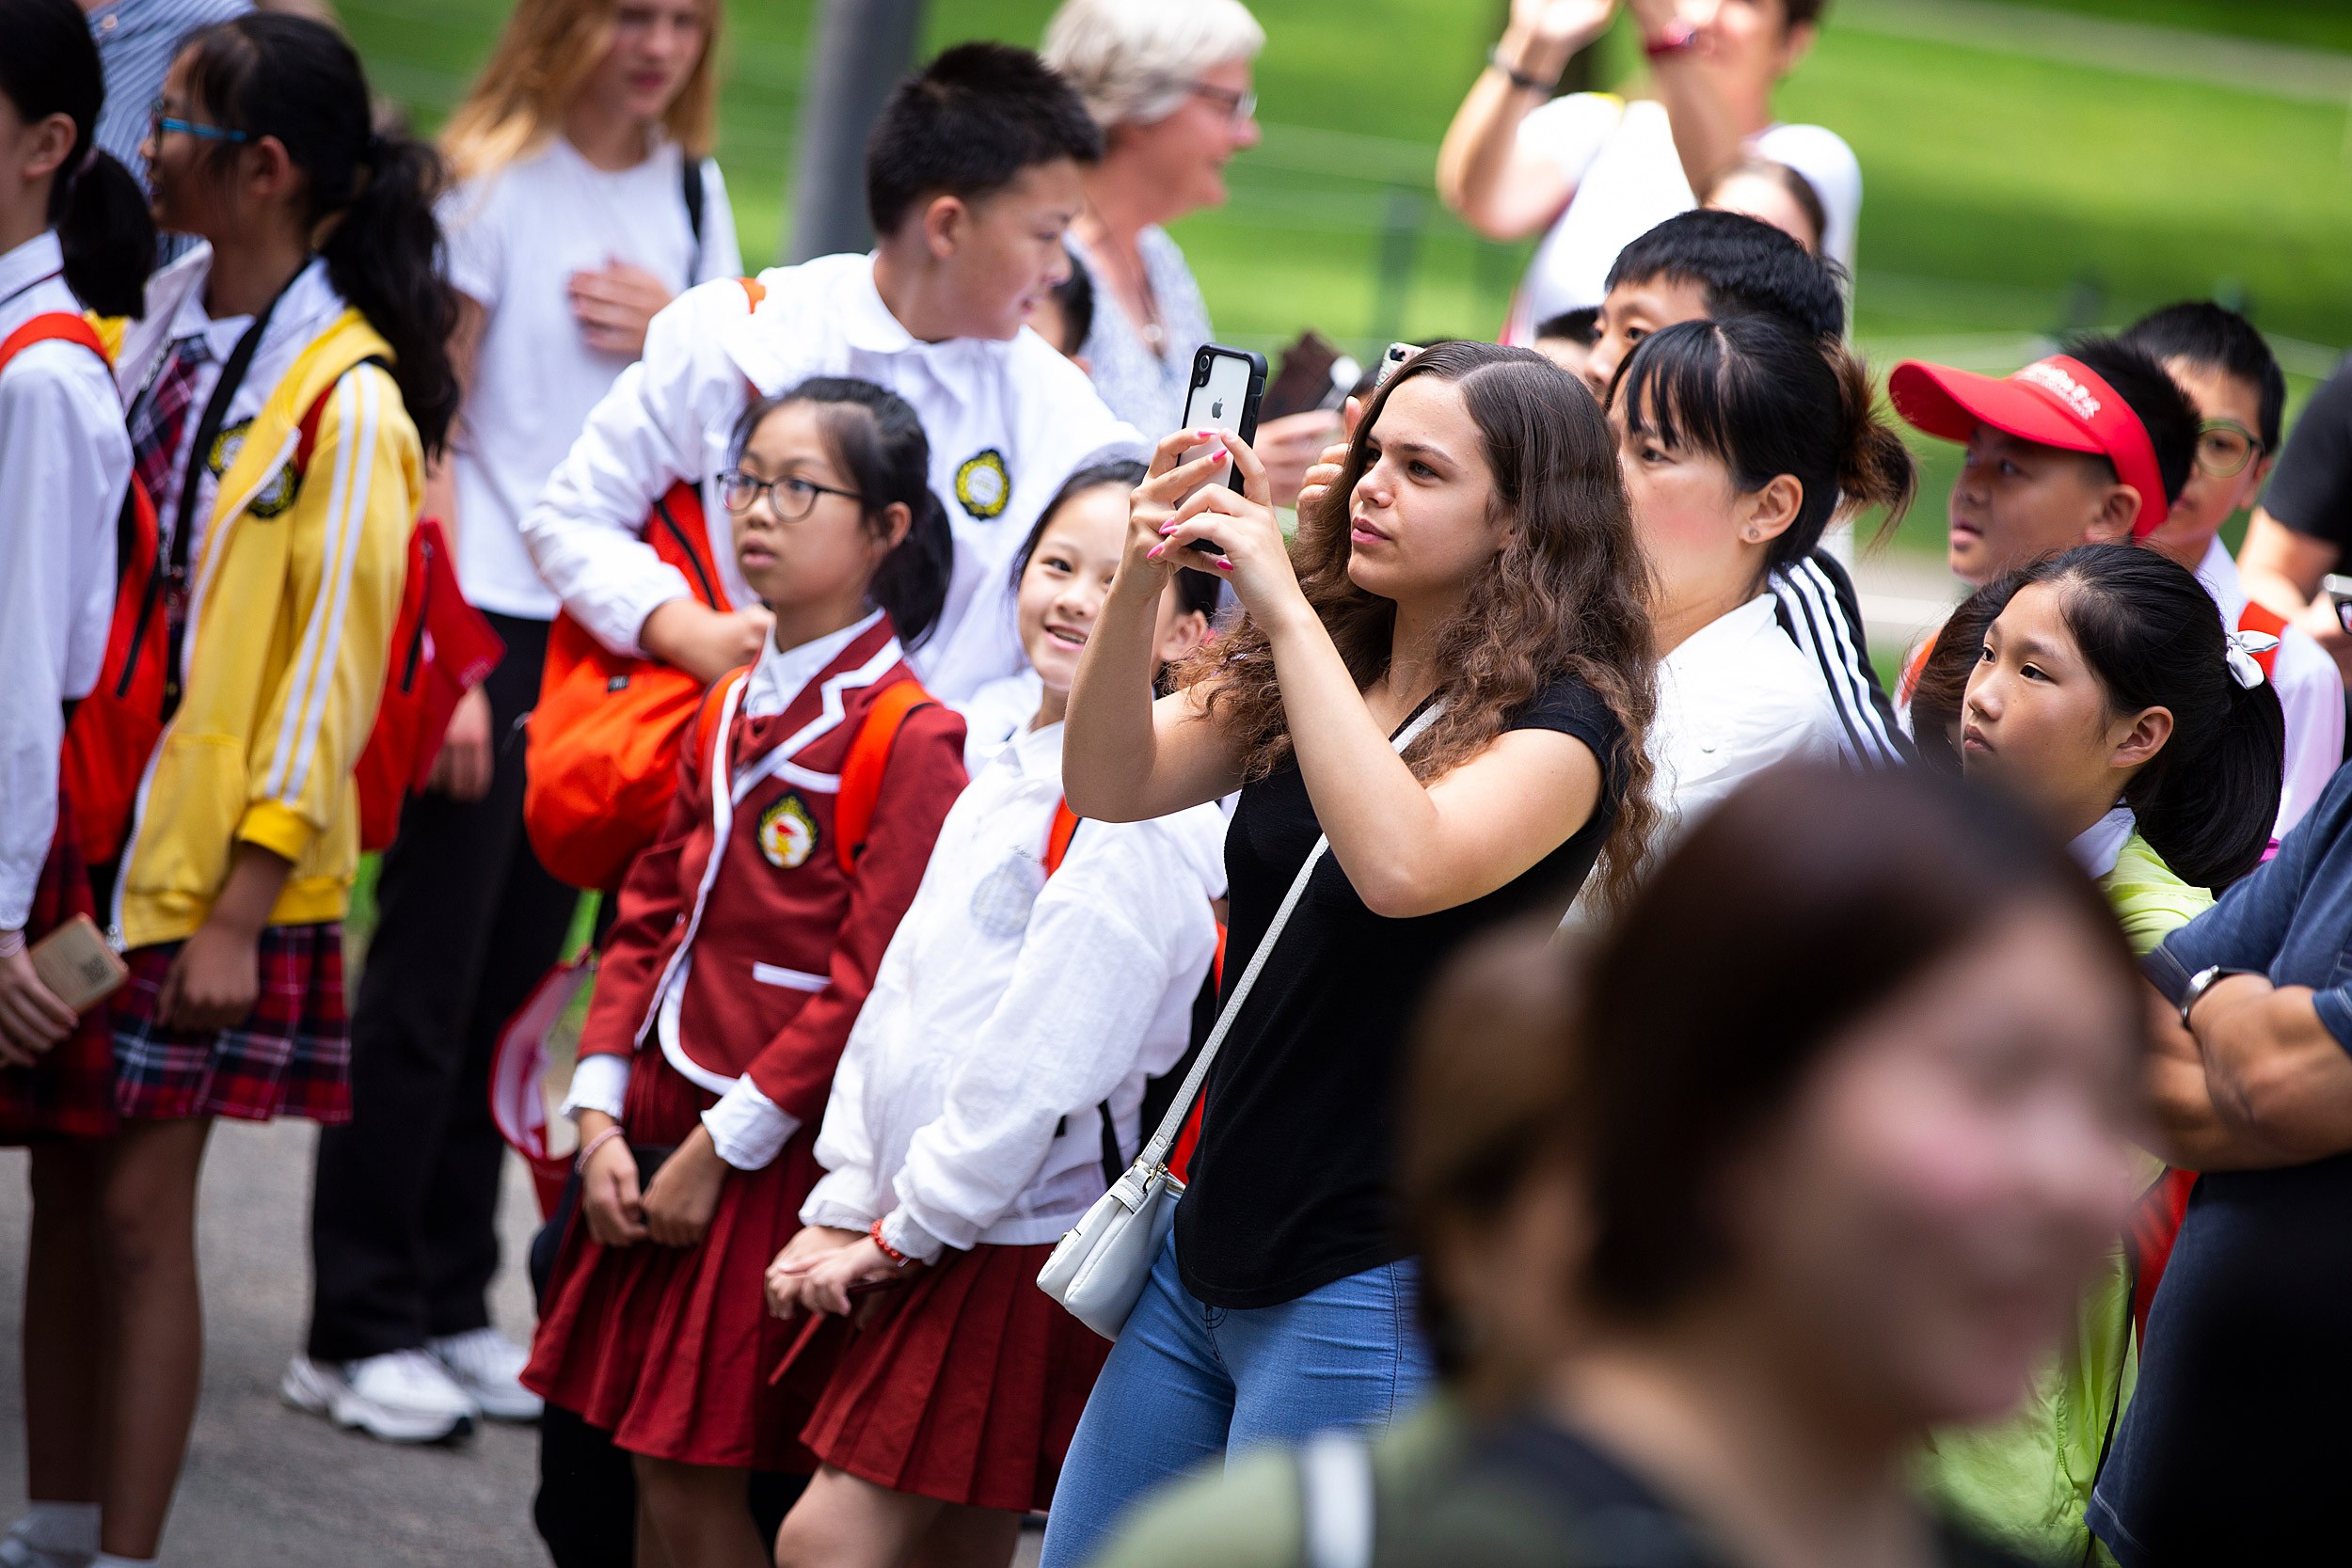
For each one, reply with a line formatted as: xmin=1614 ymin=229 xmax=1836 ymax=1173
xmin=1038 ymin=701 xmax=1448 ymax=1339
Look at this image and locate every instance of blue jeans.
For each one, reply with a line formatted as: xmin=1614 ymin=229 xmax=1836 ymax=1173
xmin=1039 ymin=1230 xmax=1433 ymax=1568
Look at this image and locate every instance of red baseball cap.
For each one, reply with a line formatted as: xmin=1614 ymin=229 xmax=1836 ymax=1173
xmin=1888 ymin=355 xmax=2170 ymax=536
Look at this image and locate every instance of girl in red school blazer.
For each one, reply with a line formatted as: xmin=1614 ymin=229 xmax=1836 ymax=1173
xmin=523 ymin=378 xmax=967 ymax=1565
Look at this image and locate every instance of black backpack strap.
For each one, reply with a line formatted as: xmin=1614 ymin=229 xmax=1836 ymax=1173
xmin=681 ymin=153 xmax=707 ymax=281
xmin=1097 ymin=1101 xmax=1123 ymax=1189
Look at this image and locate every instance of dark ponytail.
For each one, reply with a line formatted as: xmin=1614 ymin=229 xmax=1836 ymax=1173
xmin=0 ymin=0 xmax=156 ymax=317
xmin=1612 ymin=312 xmax=1916 ymax=584
xmin=178 ymin=15 xmax=458 ymax=452
xmin=734 ymin=378 xmax=955 ymax=650
xmin=2021 ymin=544 xmax=2284 ymax=888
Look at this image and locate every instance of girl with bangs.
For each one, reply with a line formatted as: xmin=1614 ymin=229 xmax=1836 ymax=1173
xmin=1046 ymin=340 xmax=1657 ymax=1566
xmin=1600 ymin=312 xmax=1915 ymax=885
xmin=294 ymin=0 xmax=741 ymax=1449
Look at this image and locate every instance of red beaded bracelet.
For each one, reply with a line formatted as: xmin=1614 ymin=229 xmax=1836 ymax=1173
xmin=869 ymin=1217 xmax=913 ymax=1268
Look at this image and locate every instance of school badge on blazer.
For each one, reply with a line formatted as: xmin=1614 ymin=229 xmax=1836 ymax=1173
xmin=210 ymin=418 xmax=297 ymax=516
xmin=758 ymin=795 xmax=818 ymax=869
xmin=954 ymin=448 xmax=1009 ymax=519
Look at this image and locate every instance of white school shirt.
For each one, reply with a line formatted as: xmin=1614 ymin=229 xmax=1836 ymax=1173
xmin=439 ymin=137 xmax=740 ymax=620
xmin=1566 ymin=594 xmax=1844 ymax=926
xmin=949 ymin=668 xmax=1044 ymax=775
xmin=801 ymin=718 xmax=1225 ymax=1261
xmin=2197 ymin=536 xmax=2343 ymax=842
xmin=1508 ymin=96 xmax=1861 ymax=336
xmin=0 ymin=231 xmax=131 ymax=929
xmin=520 ymin=251 xmax=1144 ymax=701
xmin=559 ymin=610 xmax=882 ymax=1166
xmin=116 ymin=247 xmax=347 ymax=573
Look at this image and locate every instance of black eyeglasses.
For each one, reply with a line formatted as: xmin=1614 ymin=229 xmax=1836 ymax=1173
xmin=148 ymin=97 xmax=247 ymax=143
xmin=2195 ymin=418 xmax=2264 ymax=479
xmin=1187 ymin=81 xmax=1258 ymax=126
xmin=718 ymin=468 xmax=862 ymax=519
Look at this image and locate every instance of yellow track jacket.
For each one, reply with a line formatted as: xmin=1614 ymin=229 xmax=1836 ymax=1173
xmin=114 ymin=309 xmax=418 ymax=949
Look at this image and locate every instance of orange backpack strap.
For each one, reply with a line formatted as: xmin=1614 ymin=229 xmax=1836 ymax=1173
xmin=2237 ymin=600 xmax=2287 ymax=681
xmin=689 ymin=671 xmax=747 ymax=775
xmin=1899 ymin=626 xmax=1940 ymax=705
xmin=834 ymin=677 xmax=937 ymax=874
xmin=738 ymin=277 xmax=766 ymax=311
xmin=1043 ymin=800 xmax=1082 ymax=876
xmin=0 ymin=310 xmax=108 ymax=373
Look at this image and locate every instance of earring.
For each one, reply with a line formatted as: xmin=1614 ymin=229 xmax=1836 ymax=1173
xmin=1742 ymin=527 xmax=1760 ymax=542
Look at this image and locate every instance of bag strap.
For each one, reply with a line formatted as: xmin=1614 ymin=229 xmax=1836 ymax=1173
xmin=681 ymin=154 xmax=706 ymax=281
xmin=1130 ymin=700 xmax=1446 ymax=1180
xmin=0 ymin=310 xmax=107 ymax=375
xmin=834 ymin=676 xmax=936 ymax=875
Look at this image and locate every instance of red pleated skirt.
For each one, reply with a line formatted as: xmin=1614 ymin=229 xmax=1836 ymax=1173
xmin=801 ymin=1240 xmax=1110 ymax=1513
xmin=522 ymin=1049 xmax=837 ymax=1470
xmin=0 ymin=795 xmax=119 ymax=1145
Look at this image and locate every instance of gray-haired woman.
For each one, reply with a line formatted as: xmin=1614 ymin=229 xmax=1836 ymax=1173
xmin=1044 ymin=0 xmax=1328 ymax=500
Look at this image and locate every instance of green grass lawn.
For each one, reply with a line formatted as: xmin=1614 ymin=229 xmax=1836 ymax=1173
xmin=340 ymin=0 xmax=2352 ymax=568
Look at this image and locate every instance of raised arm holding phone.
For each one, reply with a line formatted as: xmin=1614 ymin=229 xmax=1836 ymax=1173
xmin=1043 ymin=341 xmax=1656 ymax=1568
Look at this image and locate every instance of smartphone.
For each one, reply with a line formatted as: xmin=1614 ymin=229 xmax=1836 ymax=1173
xmin=1375 ymin=341 xmax=1416 ymax=389
xmin=2324 ymin=574 xmax=2352 ymax=632
xmin=28 ymin=913 xmax=127 ymax=1013
xmin=1180 ymin=344 xmax=1267 ymax=498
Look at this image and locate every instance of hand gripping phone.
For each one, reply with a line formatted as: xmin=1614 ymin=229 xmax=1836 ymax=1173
xmin=1177 ymin=344 xmax=1266 ymax=556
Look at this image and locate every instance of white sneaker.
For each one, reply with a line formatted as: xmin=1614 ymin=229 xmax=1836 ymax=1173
xmin=428 ymin=1327 xmax=544 ymax=1422
xmin=281 ymin=1349 xmax=478 ymax=1442
xmin=0 ymin=1532 xmax=92 ymax=1568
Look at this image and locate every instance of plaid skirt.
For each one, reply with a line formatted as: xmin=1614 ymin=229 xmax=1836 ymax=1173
xmin=109 ymin=923 xmax=351 ymax=1123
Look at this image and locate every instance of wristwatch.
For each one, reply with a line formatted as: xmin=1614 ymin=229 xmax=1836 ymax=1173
xmin=2177 ymin=964 xmax=2259 ymax=1029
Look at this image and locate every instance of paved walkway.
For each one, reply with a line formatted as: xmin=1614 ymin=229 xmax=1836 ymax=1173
xmin=0 ymin=1121 xmax=547 ymax=1566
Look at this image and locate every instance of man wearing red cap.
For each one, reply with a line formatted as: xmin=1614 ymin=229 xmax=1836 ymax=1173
xmin=1889 ymin=337 xmax=2201 ymax=588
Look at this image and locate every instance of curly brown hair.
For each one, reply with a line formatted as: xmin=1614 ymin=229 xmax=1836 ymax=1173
xmin=1178 ymin=341 xmax=1659 ymax=913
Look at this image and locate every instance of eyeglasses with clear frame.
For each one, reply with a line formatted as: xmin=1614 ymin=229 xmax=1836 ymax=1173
xmin=1187 ymin=81 xmax=1258 ymax=126
xmin=717 ymin=468 xmax=863 ymax=519
xmin=148 ymin=97 xmax=248 ymax=143
xmin=2194 ymin=418 xmax=2263 ymax=479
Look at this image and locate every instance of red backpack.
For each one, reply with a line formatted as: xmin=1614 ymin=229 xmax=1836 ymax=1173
xmin=17 ymin=318 xmax=499 ymax=867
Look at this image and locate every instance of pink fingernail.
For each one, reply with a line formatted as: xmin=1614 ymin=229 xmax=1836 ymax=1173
xmin=1159 ymin=521 xmax=1177 ymax=534
xmin=1211 ymin=450 xmax=1229 ymax=464
xmin=1148 ymin=545 xmax=1166 ymax=560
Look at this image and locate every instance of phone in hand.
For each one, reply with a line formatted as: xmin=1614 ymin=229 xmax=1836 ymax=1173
xmin=1176 ymin=344 xmax=1266 ymax=557
xmin=29 ymin=913 xmax=127 ymax=1013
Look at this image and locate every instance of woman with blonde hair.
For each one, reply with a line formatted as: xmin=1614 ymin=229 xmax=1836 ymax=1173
xmin=291 ymin=0 xmax=743 ymax=1461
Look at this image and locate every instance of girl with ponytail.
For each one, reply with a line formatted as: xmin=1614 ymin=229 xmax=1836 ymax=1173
xmin=0 ymin=6 xmax=146 ymax=1554
xmin=15 ymin=15 xmax=450 ymax=1558
xmin=1920 ymin=540 xmax=2278 ymax=1564
xmin=1590 ymin=311 xmax=1915 ymax=902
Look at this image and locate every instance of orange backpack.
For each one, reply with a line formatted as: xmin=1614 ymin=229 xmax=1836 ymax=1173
xmin=355 ymin=515 xmax=506 ymax=850
xmin=526 ymin=480 xmax=737 ymax=891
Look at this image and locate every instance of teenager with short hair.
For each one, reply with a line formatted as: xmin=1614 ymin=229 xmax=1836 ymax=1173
xmin=1891 ymin=337 xmax=2200 ymax=590
xmin=293 ymin=0 xmax=744 ymax=1448
xmin=1045 ymin=341 xmax=1654 ymax=1566
xmin=26 ymin=15 xmax=452 ymax=1562
xmin=1703 ymin=154 xmax=1824 ymax=253
xmin=1598 ymin=312 xmax=1913 ymax=889
xmin=1440 ymin=0 xmax=1859 ymax=344
xmin=522 ymin=40 xmax=1139 ymax=705
xmin=523 ymin=380 xmax=967 ymax=1568
xmin=2117 ymin=302 xmax=2339 ymax=840
xmin=2235 ymin=356 xmax=2352 ymax=689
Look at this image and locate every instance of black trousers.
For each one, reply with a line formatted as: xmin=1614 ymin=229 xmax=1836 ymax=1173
xmin=307 ymin=612 xmax=580 ymax=1361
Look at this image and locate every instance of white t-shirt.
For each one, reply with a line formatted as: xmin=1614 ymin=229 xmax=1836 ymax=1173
xmin=1509 ymin=95 xmax=1861 ymax=335
xmin=522 ymin=251 xmax=1143 ymax=701
xmin=439 ymin=136 xmax=741 ymax=619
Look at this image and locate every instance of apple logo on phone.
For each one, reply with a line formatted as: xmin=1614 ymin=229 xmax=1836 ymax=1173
xmin=1211 ymin=398 xmax=1225 ymax=419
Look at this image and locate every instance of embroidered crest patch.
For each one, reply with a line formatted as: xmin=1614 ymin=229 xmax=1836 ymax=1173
xmin=211 ymin=418 xmax=298 ymax=517
xmin=955 ymin=448 xmax=1009 ymax=519
xmin=757 ymin=795 xmax=818 ymax=869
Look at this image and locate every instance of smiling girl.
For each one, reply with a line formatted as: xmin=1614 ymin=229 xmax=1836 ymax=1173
xmin=1601 ymin=311 xmax=1913 ymax=884
xmin=522 ymin=379 xmax=965 ymax=1568
xmin=762 ymin=458 xmax=1224 ymax=1568
xmin=1045 ymin=340 xmax=1656 ymax=1566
